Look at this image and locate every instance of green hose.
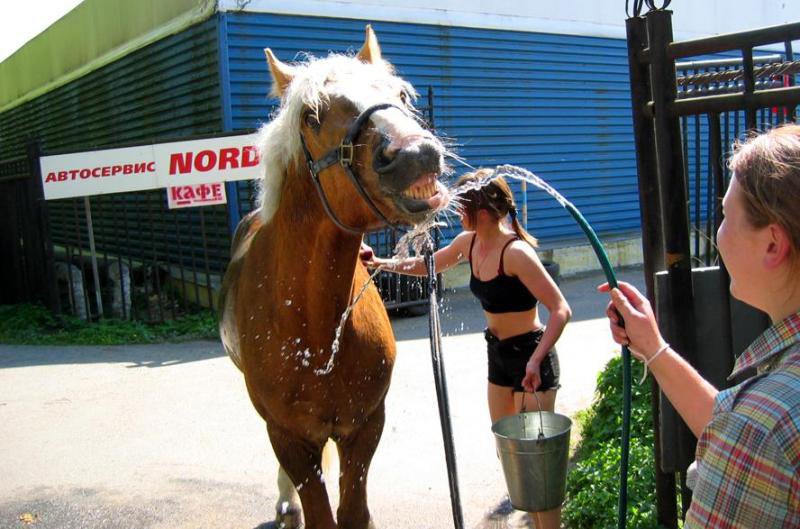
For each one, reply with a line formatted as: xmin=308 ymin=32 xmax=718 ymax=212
xmin=561 ymin=201 xmax=632 ymax=529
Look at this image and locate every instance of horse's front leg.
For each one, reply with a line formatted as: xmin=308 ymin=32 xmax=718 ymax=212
xmin=336 ymin=402 xmax=385 ymax=529
xmin=267 ymin=423 xmax=336 ymax=529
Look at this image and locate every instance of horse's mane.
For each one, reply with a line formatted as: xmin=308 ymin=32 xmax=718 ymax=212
xmin=255 ymin=53 xmax=417 ymax=223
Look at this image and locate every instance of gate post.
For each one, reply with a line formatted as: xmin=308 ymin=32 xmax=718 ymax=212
xmin=625 ymin=13 xmax=678 ymax=529
xmin=26 ymin=140 xmax=60 ymax=313
xmin=645 ymin=9 xmax=698 ymax=516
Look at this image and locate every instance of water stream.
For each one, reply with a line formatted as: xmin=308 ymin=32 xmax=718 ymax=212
xmin=319 ymin=164 xmax=572 ymax=376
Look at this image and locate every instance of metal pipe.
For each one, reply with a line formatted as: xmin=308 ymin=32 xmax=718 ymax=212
xmin=645 ymin=85 xmax=800 ymax=117
xmin=639 ymin=21 xmax=800 ymax=63
xmin=84 ymin=196 xmax=105 ymax=318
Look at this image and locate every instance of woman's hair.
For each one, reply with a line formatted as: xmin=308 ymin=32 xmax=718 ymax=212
xmin=729 ymin=124 xmax=800 ymax=261
xmin=455 ymin=168 xmax=538 ymax=247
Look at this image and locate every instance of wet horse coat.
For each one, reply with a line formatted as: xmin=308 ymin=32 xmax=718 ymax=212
xmin=219 ymin=27 xmax=447 ymax=529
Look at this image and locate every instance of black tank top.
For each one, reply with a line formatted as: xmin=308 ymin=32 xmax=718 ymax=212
xmin=468 ymin=234 xmax=538 ymax=314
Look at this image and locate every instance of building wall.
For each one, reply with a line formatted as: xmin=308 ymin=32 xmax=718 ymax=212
xmin=219 ymin=0 xmax=800 ymax=42
xmin=222 ymin=11 xmax=641 ymax=246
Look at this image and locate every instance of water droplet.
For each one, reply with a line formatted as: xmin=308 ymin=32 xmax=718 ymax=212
xmin=285 ymin=299 xmax=292 ymax=306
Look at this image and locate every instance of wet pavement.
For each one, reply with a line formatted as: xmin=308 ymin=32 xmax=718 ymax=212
xmin=0 ymin=267 xmax=645 ymax=529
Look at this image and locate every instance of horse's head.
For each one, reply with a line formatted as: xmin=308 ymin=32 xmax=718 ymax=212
xmin=257 ymin=26 xmax=449 ymax=231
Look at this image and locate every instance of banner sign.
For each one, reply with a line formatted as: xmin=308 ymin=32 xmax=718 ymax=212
xmin=40 ymin=133 xmax=259 ymax=200
xmin=167 ymin=182 xmax=227 ymax=209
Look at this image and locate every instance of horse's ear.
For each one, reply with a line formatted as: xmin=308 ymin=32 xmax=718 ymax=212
xmin=356 ymin=25 xmax=382 ymax=64
xmin=264 ymin=48 xmax=295 ymax=98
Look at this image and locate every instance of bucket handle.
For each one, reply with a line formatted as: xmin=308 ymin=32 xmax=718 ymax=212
xmin=520 ymin=391 xmax=546 ymax=441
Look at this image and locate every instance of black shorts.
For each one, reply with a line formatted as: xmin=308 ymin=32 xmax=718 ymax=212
xmin=485 ymin=328 xmax=560 ymax=392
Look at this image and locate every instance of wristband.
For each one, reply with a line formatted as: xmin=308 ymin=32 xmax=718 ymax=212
xmin=638 ymin=342 xmax=669 ymax=384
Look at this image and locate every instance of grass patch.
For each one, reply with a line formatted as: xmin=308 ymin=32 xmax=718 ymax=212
xmin=0 ymin=304 xmax=219 ymax=345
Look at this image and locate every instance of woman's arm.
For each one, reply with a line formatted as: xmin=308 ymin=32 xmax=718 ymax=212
xmin=363 ymin=231 xmax=473 ymax=277
xmin=600 ymin=282 xmax=717 ymax=437
xmin=504 ymin=243 xmax=572 ymax=391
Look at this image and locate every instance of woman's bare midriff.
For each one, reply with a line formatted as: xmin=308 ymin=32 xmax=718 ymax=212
xmin=485 ymin=307 xmax=543 ymax=340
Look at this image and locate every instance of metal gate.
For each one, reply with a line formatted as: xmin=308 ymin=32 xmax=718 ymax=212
xmin=626 ymin=5 xmax=800 ymax=526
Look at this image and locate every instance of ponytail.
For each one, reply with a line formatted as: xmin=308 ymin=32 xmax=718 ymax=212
xmin=509 ymin=208 xmax=538 ymax=248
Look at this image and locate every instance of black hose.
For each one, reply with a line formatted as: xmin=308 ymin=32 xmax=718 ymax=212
xmin=424 ymin=245 xmax=465 ymax=529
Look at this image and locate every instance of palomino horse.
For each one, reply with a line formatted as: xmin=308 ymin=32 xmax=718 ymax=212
xmin=219 ymin=27 xmax=448 ymax=529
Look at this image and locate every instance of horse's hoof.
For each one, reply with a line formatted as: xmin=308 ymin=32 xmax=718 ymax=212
xmin=276 ymin=501 xmax=303 ymax=529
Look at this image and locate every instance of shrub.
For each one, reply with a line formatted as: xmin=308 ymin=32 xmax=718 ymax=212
xmin=0 ymin=303 xmax=218 ymax=345
xmin=563 ymin=356 xmax=661 ymax=529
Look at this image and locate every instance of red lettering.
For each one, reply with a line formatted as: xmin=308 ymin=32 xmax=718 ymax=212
xmin=111 ymin=165 xmax=122 ymax=176
xmin=242 ymin=145 xmax=259 ymax=167
xmin=123 ymin=164 xmax=132 ymax=175
xmin=146 ymin=161 xmax=155 ymax=172
xmin=194 ymin=150 xmax=216 ymax=172
xmin=219 ymin=148 xmax=239 ymax=170
xmin=45 ymin=172 xmax=56 ymax=183
xmin=80 ymin=169 xmax=91 ymax=179
xmin=69 ymin=169 xmax=80 ymax=180
xmin=169 ymin=153 xmax=192 ymax=175
xmin=102 ymin=166 xmax=111 ymax=176
xmin=171 ymin=187 xmax=184 ymax=200
xmin=92 ymin=167 xmax=101 ymax=177
xmin=58 ymin=171 xmax=67 ymax=181
xmin=212 ymin=183 xmax=222 ymax=199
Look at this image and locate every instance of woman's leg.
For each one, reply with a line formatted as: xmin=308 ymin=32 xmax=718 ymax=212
xmin=487 ymin=382 xmax=516 ymax=424
xmin=514 ymin=389 xmax=561 ymax=529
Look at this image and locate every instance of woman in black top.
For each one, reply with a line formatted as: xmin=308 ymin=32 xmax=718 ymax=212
xmin=363 ymin=168 xmax=571 ymax=528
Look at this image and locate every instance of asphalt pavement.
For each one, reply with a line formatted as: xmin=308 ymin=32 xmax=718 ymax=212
xmin=0 ymin=266 xmax=645 ymax=529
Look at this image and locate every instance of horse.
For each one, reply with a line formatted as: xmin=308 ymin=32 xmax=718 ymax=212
xmin=218 ymin=26 xmax=448 ymax=529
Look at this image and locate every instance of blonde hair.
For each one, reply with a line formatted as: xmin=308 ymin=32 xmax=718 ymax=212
xmin=455 ymin=168 xmax=538 ymax=247
xmin=729 ymin=124 xmax=800 ymax=261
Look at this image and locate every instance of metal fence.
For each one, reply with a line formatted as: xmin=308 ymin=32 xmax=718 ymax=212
xmin=626 ymin=6 xmax=799 ymax=526
xmin=676 ymin=54 xmax=799 ymax=267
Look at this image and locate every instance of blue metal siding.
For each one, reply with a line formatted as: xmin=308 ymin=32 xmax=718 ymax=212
xmin=222 ymin=12 xmax=640 ymax=246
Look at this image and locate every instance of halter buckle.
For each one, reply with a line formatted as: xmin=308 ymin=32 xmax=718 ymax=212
xmin=339 ymin=141 xmax=354 ymax=166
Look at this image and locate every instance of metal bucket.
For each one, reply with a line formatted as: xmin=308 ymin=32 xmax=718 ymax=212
xmin=491 ymin=407 xmax=572 ymax=512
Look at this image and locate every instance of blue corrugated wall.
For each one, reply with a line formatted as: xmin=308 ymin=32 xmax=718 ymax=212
xmin=221 ymin=12 xmax=640 ymax=247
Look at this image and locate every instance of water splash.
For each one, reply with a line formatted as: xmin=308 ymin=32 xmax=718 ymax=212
xmin=319 ymin=164 xmax=566 ymax=375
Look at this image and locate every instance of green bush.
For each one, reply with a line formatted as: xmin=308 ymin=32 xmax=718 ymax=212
xmin=0 ymin=303 xmax=218 ymax=345
xmin=563 ymin=356 xmax=660 ymax=529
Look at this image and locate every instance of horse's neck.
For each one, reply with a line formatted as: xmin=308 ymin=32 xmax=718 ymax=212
xmin=263 ymin=164 xmax=363 ymax=321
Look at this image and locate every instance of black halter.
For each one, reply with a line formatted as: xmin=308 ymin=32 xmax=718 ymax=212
xmin=299 ymin=102 xmax=405 ymax=234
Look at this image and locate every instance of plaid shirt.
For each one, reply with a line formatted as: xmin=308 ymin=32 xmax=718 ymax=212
xmin=685 ymin=311 xmax=800 ymax=528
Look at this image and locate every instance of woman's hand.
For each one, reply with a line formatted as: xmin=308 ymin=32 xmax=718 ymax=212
xmin=597 ymin=281 xmax=667 ymax=362
xmin=360 ymin=242 xmax=378 ymax=268
xmin=522 ymin=357 xmax=541 ymax=393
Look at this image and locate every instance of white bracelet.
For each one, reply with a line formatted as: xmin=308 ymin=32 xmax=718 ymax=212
xmin=639 ymin=343 xmax=670 ymax=385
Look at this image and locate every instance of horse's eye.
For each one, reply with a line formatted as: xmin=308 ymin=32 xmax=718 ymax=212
xmin=399 ymin=91 xmax=409 ymax=105
xmin=303 ymin=110 xmax=321 ymax=130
